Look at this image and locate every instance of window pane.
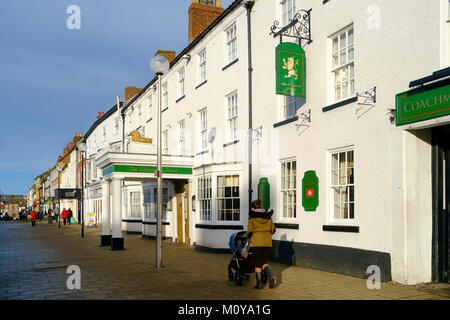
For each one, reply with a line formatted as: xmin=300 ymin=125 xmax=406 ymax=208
xmin=339 ymin=49 xmax=347 ymax=65
xmin=340 ymin=33 xmax=346 ymax=48
xmin=349 ymin=202 xmax=354 ymax=219
xmin=335 ymin=85 xmax=341 ymax=100
xmin=348 ymin=45 xmax=354 ymax=61
xmin=333 ymin=37 xmax=338 ymax=53
xmin=348 ymin=28 xmax=354 ymax=44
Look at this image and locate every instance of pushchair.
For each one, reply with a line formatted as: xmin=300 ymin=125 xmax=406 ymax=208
xmin=227 ymin=231 xmax=267 ymax=286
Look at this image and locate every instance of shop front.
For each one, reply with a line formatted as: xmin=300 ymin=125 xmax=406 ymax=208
xmin=396 ymin=69 xmax=450 ymax=283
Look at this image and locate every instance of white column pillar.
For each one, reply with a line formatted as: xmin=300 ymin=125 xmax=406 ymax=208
xmin=100 ymin=179 xmax=111 ymax=246
xmin=111 ymin=178 xmax=124 ymax=250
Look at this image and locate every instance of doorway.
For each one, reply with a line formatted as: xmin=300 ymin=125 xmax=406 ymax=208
xmin=175 ymin=180 xmax=190 ymax=244
xmin=432 ymin=124 xmax=450 ymax=283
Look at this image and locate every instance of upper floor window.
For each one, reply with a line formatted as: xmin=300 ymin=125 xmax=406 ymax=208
xmin=115 ymin=117 xmax=119 ymax=133
xmin=199 ymin=108 xmax=208 ymax=151
xmin=178 ymin=68 xmax=185 ymax=98
xmin=284 ymin=96 xmax=302 ymax=119
xmin=331 ymin=26 xmax=355 ymax=102
xmin=281 ymin=0 xmax=296 ymax=26
xmin=148 ymin=94 xmax=153 ymax=114
xmin=163 ymin=130 xmax=168 ymax=155
xmin=162 ymin=82 xmax=168 ymax=110
xmin=199 ymin=49 xmax=207 ymax=83
xmin=226 ymin=92 xmax=238 ymax=141
xmin=179 ymin=120 xmax=186 ymax=155
xmin=102 ymin=126 xmax=106 ymax=140
xmin=226 ymin=24 xmax=237 ymax=64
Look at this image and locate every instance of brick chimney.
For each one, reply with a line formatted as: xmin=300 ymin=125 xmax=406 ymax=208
xmin=189 ymin=0 xmax=224 ymax=44
xmin=96 ymin=111 xmax=104 ymax=119
xmin=154 ymin=50 xmax=176 ymax=64
xmin=125 ymin=86 xmax=143 ymax=101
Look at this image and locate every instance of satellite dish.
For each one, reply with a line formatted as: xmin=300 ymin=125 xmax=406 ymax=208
xmin=208 ymin=127 xmax=217 ymax=143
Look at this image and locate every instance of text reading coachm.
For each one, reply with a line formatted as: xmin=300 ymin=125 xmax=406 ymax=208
xmin=403 ymin=93 xmax=450 ymax=113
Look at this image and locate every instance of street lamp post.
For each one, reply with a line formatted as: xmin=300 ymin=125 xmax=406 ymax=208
xmin=150 ymin=55 xmax=169 ymax=269
xmin=57 ymin=165 xmax=62 ymax=228
xmin=77 ymin=142 xmax=87 ymax=238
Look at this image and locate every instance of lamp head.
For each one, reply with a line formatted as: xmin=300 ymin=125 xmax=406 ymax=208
xmin=150 ymin=55 xmax=170 ymax=75
xmin=77 ymin=142 xmax=87 ymax=152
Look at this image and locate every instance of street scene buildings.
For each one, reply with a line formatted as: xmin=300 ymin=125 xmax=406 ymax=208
xmin=24 ymin=0 xmax=450 ymax=289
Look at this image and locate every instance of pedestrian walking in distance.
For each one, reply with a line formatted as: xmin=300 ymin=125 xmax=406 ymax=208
xmin=247 ymin=199 xmax=276 ymax=289
xmin=61 ymin=208 xmax=68 ymax=226
xmin=30 ymin=210 xmax=37 ymax=227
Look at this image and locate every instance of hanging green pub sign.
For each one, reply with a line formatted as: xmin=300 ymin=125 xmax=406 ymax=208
xmin=302 ymin=170 xmax=319 ymax=212
xmin=396 ymin=83 xmax=450 ymax=126
xmin=276 ymin=42 xmax=306 ymax=97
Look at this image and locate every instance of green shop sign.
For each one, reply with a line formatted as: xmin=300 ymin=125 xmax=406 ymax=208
xmin=103 ymin=165 xmax=192 ymax=176
xmin=276 ymin=42 xmax=306 ymax=97
xmin=302 ymin=170 xmax=319 ymax=212
xmin=396 ymin=83 xmax=450 ymax=126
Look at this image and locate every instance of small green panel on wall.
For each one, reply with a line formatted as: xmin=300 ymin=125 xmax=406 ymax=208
xmin=302 ymin=170 xmax=319 ymax=212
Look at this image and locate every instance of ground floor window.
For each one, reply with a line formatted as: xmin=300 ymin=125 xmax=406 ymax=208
xmin=281 ymin=160 xmax=297 ymax=218
xmin=198 ymin=176 xmax=212 ymax=221
xmin=217 ymin=175 xmax=240 ymax=221
xmin=331 ymin=149 xmax=354 ymax=220
xmin=129 ymin=191 xmax=142 ymax=218
xmin=93 ymin=199 xmax=102 ymax=223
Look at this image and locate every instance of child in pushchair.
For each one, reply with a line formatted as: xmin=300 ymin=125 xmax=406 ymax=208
xmin=227 ymin=231 xmax=267 ymax=286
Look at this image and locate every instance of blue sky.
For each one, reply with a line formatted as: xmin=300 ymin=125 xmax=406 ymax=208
xmin=0 ymin=0 xmax=234 ymax=195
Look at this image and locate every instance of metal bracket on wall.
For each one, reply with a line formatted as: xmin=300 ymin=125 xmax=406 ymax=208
xmin=295 ymin=109 xmax=311 ymax=135
xmin=355 ymin=87 xmax=376 ymax=119
xmin=270 ymin=9 xmax=313 ymax=47
xmin=252 ymin=126 xmax=263 ymax=144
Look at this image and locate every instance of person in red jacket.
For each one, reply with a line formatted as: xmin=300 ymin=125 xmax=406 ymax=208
xmin=30 ymin=210 xmax=36 ymax=227
xmin=61 ymin=208 xmax=68 ymax=226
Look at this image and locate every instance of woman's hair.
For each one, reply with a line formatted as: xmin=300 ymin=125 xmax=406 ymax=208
xmin=251 ymin=199 xmax=262 ymax=209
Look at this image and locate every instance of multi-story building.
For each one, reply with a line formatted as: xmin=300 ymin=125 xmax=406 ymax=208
xmin=35 ymin=0 xmax=450 ymax=285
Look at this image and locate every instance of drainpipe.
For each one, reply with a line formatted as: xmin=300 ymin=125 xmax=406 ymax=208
xmin=245 ymin=0 xmax=255 ymax=209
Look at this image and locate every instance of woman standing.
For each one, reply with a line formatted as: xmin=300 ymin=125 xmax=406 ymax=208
xmin=247 ymin=199 xmax=276 ymax=289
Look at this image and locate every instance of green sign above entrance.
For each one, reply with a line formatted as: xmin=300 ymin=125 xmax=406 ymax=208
xmin=276 ymin=42 xmax=306 ymax=97
xmin=396 ymin=83 xmax=450 ymax=126
xmin=103 ymin=165 xmax=192 ymax=176
xmin=302 ymin=170 xmax=319 ymax=212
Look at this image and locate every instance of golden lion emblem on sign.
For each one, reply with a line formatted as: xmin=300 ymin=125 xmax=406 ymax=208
xmin=283 ymin=56 xmax=299 ymax=80
xmin=129 ymin=130 xmax=152 ymax=144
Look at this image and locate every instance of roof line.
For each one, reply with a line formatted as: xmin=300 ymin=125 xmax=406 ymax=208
xmin=121 ymin=0 xmax=244 ymax=114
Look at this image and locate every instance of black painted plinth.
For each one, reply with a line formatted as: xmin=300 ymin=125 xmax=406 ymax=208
xmin=100 ymin=235 xmax=112 ymax=247
xmin=110 ymin=237 xmax=124 ymax=250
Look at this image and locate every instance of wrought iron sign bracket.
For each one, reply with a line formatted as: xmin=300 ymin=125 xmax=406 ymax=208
xmin=270 ymin=9 xmax=313 ymax=48
xmin=252 ymin=126 xmax=263 ymax=143
xmin=295 ymin=109 xmax=311 ymax=135
xmin=355 ymin=87 xmax=377 ymax=118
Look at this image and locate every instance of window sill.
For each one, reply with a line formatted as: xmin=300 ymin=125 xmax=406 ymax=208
xmin=322 ymin=96 xmax=357 ymax=113
xmin=146 ymin=117 xmax=152 ymax=123
xmin=273 ymin=116 xmax=298 ymax=128
xmin=175 ymin=95 xmax=185 ymax=104
xmin=322 ymin=225 xmax=359 ymax=233
xmin=142 ymin=221 xmax=170 ymax=226
xmin=274 ymin=223 xmax=299 ymax=230
xmin=161 ymin=107 xmax=168 ymax=113
xmin=196 ymin=150 xmax=209 ymax=156
xmin=223 ymin=139 xmax=239 ymax=148
xmin=195 ymin=224 xmax=244 ymax=230
xmin=195 ymin=80 xmax=207 ymax=90
xmin=222 ymin=58 xmax=239 ymax=71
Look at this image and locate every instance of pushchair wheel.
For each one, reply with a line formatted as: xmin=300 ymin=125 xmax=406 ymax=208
xmin=261 ymin=271 xmax=267 ymax=284
xmin=234 ymin=270 xmax=243 ymax=286
xmin=228 ymin=266 xmax=234 ymax=281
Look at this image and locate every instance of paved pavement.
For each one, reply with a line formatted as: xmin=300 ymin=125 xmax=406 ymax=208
xmin=0 ymin=220 xmax=449 ymax=300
